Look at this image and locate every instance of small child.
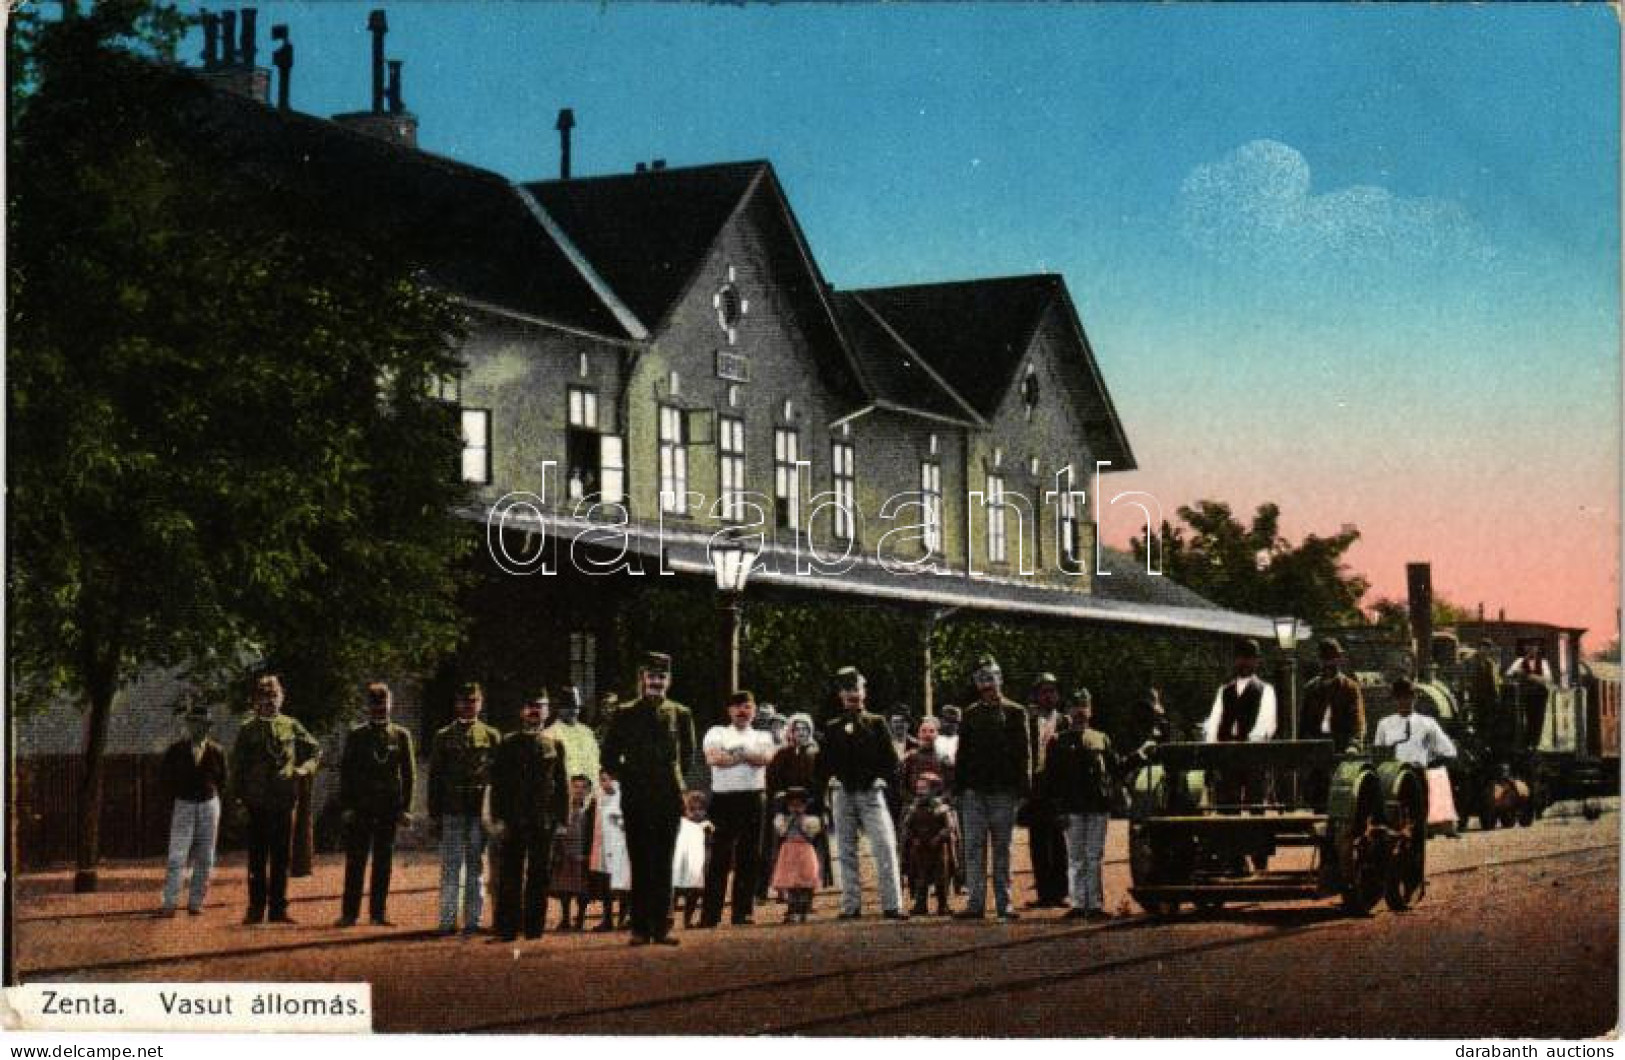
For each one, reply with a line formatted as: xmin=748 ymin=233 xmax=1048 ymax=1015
xmin=671 ymin=790 xmax=712 ymax=928
xmin=588 ymin=771 xmax=631 ymax=932
xmin=549 ymin=775 xmax=594 ymax=931
xmin=769 ymin=786 xmax=823 ymax=922
xmin=901 ymin=772 xmax=957 ymax=916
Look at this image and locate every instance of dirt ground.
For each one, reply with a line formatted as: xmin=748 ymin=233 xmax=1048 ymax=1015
xmin=13 ymin=808 xmax=1619 ymax=1037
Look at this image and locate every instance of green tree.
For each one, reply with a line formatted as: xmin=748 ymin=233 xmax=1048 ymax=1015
xmin=1131 ymin=501 xmax=1370 ymax=628
xmin=8 ymin=6 xmax=471 ymax=888
xmin=1367 ymin=594 xmax=1474 ymax=636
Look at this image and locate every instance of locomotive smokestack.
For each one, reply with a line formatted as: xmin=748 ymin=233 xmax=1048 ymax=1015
xmin=1406 ymin=562 xmax=1434 ymax=683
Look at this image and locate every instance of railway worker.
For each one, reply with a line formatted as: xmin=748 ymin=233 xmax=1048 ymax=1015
xmin=230 ymin=673 xmax=322 ymax=925
xmin=1202 ymin=640 xmax=1277 ymax=828
xmin=1022 ymin=673 xmax=1070 ymax=910
xmin=490 ymin=692 xmax=569 ymax=941
xmin=698 ymin=690 xmax=775 ymax=927
xmin=158 ymin=697 xmax=228 ymax=917
xmin=953 ymin=655 xmax=1032 ymax=922
xmin=1301 ymin=639 xmax=1366 ymax=749
xmin=600 ymin=651 xmax=690 ymax=946
xmin=335 ymin=682 xmax=416 ymax=928
xmin=815 ymin=666 xmax=908 ymax=920
xmin=543 ymin=687 xmax=600 ymax=791
xmin=1041 ymin=687 xmax=1119 ymax=921
xmin=429 ymin=681 xmax=501 ymax=935
xmin=1375 ymin=676 xmax=1459 ymax=832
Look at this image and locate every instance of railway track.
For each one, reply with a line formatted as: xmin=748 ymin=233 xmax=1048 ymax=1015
xmin=461 ymin=839 xmax=1618 ymax=1035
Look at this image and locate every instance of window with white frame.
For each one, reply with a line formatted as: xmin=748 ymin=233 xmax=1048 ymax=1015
xmin=774 ymin=427 xmax=801 ymax=529
xmin=1059 ymin=472 xmax=1079 ymax=568
xmin=719 ymin=416 xmax=747 ymax=522
xmin=832 ymin=440 xmax=856 ymax=541
xmin=986 ymin=473 xmax=1007 ymax=564
xmin=921 ymin=460 xmax=943 ymax=553
xmin=568 ymin=386 xmax=599 ymax=429
xmin=659 ymin=405 xmax=688 ymax=513
xmin=461 ymin=409 xmax=491 ymax=485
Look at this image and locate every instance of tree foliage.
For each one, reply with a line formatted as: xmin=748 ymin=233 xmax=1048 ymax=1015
xmin=1130 ymin=500 xmax=1370 ymax=629
xmin=8 ymin=5 xmax=473 ymax=880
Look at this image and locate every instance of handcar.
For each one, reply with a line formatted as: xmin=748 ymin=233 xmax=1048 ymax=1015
xmin=1125 ymin=740 xmax=1427 ymax=917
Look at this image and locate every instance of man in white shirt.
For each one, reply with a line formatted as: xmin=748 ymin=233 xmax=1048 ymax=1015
xmin=1374 ymin=677 xmax=1458 ymax=768
xmin=1505 ymin=643 xmax=1554 ymax=685
xmin=699 ymin=690 xmax=776 ymax=927
xmin=1203 ymin=639 xmax=1277 ymax=816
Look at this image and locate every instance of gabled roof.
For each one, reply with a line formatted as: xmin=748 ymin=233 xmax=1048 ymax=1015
xmin=852 ymin=273 xmax=1136 ymax=468
xmin=831 ymin=293 xmax=982 ymax=426
xmin=188 ymin=84 xmax=637 ymax=342
xmin=524 ymin=161 xmax=768 ymax=332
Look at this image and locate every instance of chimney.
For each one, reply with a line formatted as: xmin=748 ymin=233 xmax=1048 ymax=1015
xmin=651 ymin=158 xmax=667 ymax=171
xmin=220 ymin=10 xmax=238 ymax=65
xmin=331 ymin=10 xmax=418 ymax=148
xmin=368 ymin=9 xmax=388 ymax=114
xmin=555 ymin=108 xmax=575 ymax=180
xmin=199 ymin=8 xmax=269 ymax=104
xmin=1406 ymin=562 xmax=1433 ymax=682
xmin=271 ymin=24 xmax=293 ymax=112
xmin=635 ymin=162 xmax=647 ymax=173
xmin=201 ymin=11 xmax=221 ymax=69
xmin=239 ymin=8 xmax=258 ymax=67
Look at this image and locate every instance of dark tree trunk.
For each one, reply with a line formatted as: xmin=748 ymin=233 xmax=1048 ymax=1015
xmin=73 ymin=665 xmax=116 ymax=893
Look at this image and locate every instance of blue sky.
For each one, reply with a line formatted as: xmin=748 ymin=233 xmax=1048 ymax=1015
xmin=179 ymin=2 xmax=1620 ymax=637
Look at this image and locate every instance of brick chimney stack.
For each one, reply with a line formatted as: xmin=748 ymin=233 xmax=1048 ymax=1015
xmin=198 ymin=8 xmax=270 ymax=104
xmin=555 ymin=108 xmax=575 ymax=180
xmin=332 ymin=9 xmax=419 ymax=148
xmin=270 ymin=24 xmax=293 ymax=112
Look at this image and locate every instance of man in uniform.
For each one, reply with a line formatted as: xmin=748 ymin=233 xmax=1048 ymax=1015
xmin=816 ymin=666 xmax=907 ymax=920
xmin=1041 ymin=687 xmax=1119 ymax=921
xmin=543 ymin=688 xmax=600 ymax=789
xmin=600 ymin=651 xmax=688 ymax=946
xmin=1022 ymin=673 xmax=1069 ymax=909
xmin=429 ymin=681 xmax=501 ymax=935
xmin=336 ymin=682 xmax=415 ymax=927
xmin=490 ymin=692 xmax=569 ymax=941
xmin=1301 ymin=639 xmax=1366 ymax=750
xmin=953 ymin=655 xmax=1031 ymax=922
xmin=230 ymin=673 xmax=321 ymax=925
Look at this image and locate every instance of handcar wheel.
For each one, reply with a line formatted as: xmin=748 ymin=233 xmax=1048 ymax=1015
xmin=1194 ymin=897 xmax=1224 ymax=913
xmin=1383 ymin=770 xmax=1426 ymax=911
xmin=1338 ymin=773 xmax=1386 ymax=915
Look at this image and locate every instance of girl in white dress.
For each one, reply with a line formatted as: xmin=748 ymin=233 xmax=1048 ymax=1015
xmin=589 ymin=771 xmax=632 ymax=931
xmin=671 ymin=790 xmax=712 ymax=928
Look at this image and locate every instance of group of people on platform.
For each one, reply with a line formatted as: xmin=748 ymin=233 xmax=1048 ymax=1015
xmin=153 ymin=635 xmax=1481 ymax=936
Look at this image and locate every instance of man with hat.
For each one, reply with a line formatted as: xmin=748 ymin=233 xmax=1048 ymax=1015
xmin=490 ymin=691 xmax=570 ymax=941
xmin=158 ymin=694 xmax=228 ymax=917
xmin=1202 ymin=640 xmax=1278 ymax=833
xmin=1022 ymin=673 xmax=1070 ymax=909
xmin=1040 ymin=686 xmax=1120 ymax=920
xmin=699 ymin=690 xmax=776 ymax=927
xmin=1301 ymin=638 xmax=1367 ymax=752
xmin=600 ymin=651 xmax=691 ymax=945
xmin=335 ymin=682 xmax=416 ymax=927
xmin=230 ymin=673 xmax=322 ymax=925
xmin=429 ymin=681 xmax=501 ymax=935
xmin=953 ymin=655 xmax=1031 ymax=921
xmin=1375 ymin=677 xmax=1458 ymax=774
xmin=815 ymin=666 xmax=907 ymax=920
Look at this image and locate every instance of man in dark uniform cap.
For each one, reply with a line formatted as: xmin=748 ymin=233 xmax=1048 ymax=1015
xmin=490 ymin=692 xmax=569 ymax=941
xmin=429 ymin=681 xmax=501 ymax=935
xmin=1022 ymin=673 xmax=1070 ymax=908
xmin=336 ymin=682 xmax=416 ymax=927
xmin=231 ymin=673 xmax=321 ymax=925
xmin=816 ymin=665 xmax=907 ymax=919
xmin=953 ymin=654 xmax=1031 ymax=921
xmin=600 ymin=651 xmax=689 ymax=945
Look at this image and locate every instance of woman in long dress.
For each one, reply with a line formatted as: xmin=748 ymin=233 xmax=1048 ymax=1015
xmin=589 ymin=772 xmax=631 ymax=930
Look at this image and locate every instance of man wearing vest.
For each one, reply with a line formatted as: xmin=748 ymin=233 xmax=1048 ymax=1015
xmin=1022 ymin=673 xmax=1070 ymax=909
xmin=1202 ymin=639 xmax=1278 ymax=818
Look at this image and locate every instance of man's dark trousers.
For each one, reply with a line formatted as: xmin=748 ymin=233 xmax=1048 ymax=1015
xmin=495 ymin=826 xmax=554 ymax=939
xmin=1028 ymin=800 xmax=1069 ymax=903
xmin=623 ymin=801 xmax=680 ymax=939
xmin=341 ymin=811 xmax=397 ymax=922
xmin=245 ymin=804 xmax=293 ymax=920
xmin=702 ymin=791 xmax=764 ymax=924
